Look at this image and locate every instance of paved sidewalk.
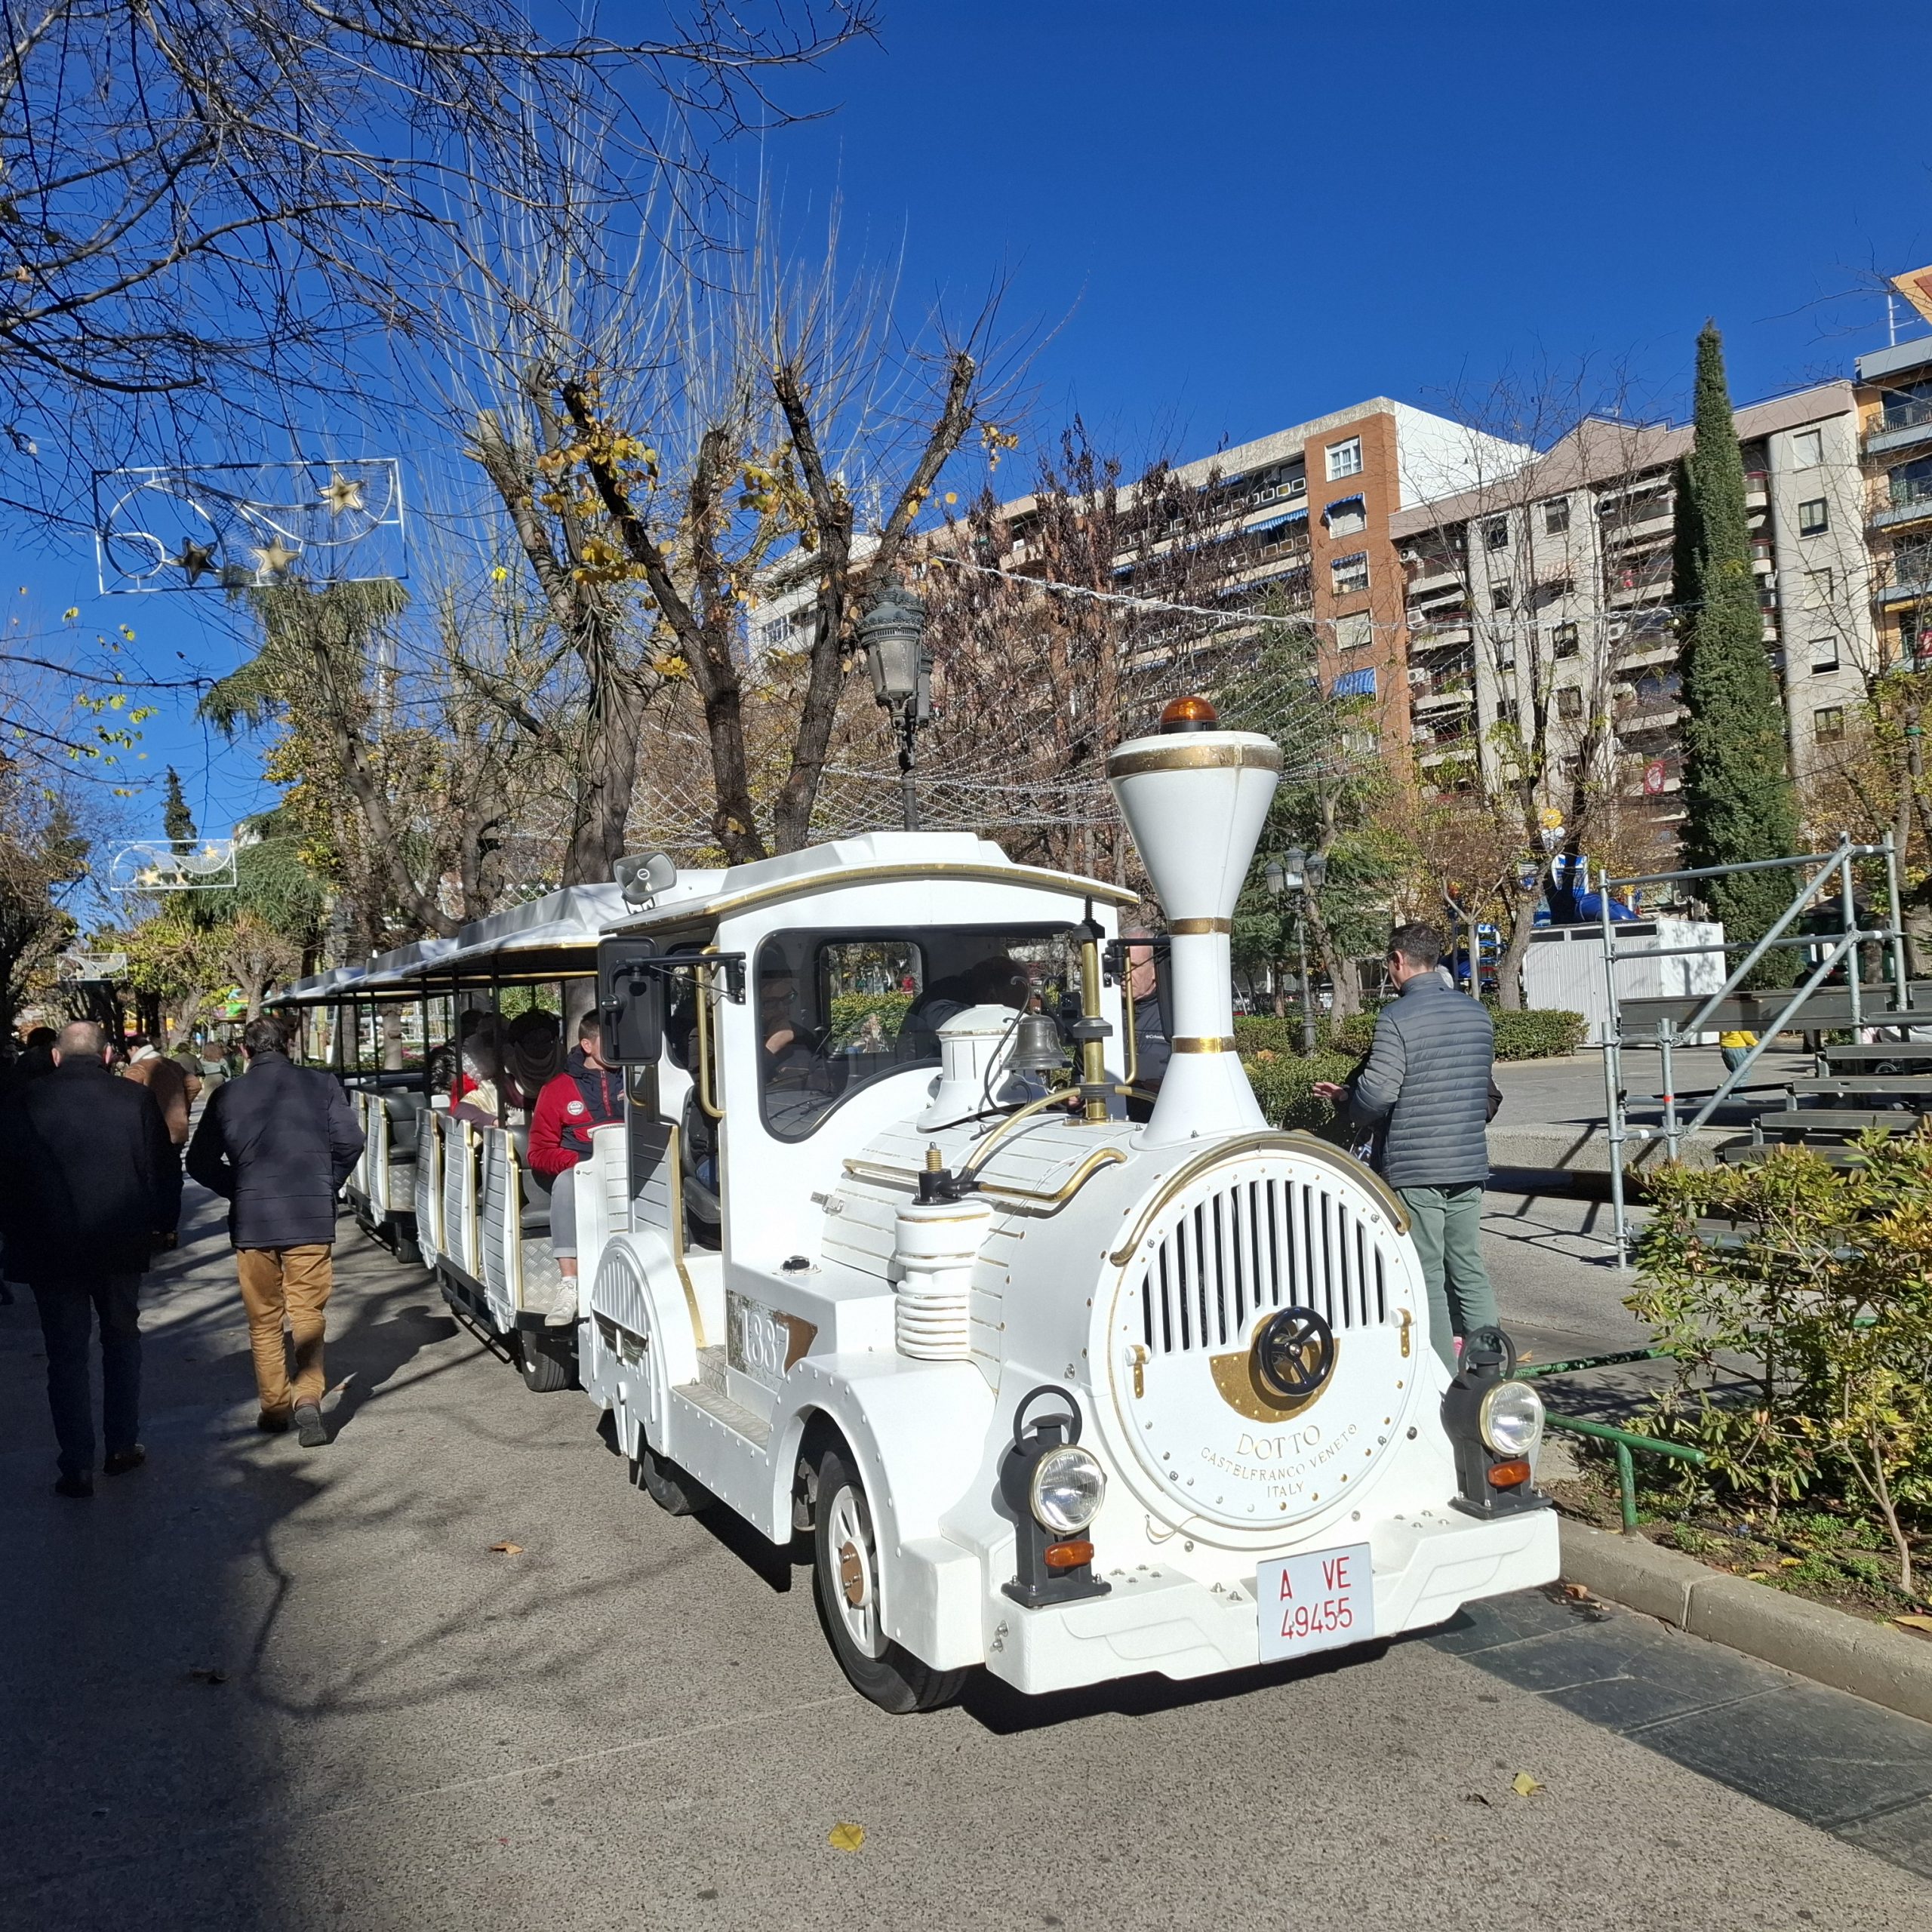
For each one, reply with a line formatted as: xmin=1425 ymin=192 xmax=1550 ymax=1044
xmin=2 ymin=1180 xmax=1927 ymax=1931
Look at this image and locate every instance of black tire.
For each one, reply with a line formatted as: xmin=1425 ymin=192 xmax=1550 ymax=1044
xmin=810 ymin=1442 xmax=969 ymax=1714
xmin=515 ymin=1329 xmax=575 ymax=1393
xmin=633 ymin=1439 xmax=713 ymax=1515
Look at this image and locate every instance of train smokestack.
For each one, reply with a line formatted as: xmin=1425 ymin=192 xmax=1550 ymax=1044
xmin=1107 ymin=698 xmax=1281 ymax=1147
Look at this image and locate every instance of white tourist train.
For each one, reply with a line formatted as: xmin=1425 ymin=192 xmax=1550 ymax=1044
xmin=275 ymin=701 xmax=1559 ymax=1711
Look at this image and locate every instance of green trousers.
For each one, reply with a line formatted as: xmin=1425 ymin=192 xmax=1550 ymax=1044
xmin=1397 ymin=1183 xmax=1497 ymax=1368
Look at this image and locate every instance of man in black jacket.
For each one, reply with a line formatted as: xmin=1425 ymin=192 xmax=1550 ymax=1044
xmin=0 ymin=1020 xmax=182 ymax=1497
xmin=187 ymin=1017 xmax=363 ymax=1447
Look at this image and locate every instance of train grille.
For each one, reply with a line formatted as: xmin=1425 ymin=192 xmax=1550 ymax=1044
xmin=1137 ymin=1176 xmax=1391 ymax=1354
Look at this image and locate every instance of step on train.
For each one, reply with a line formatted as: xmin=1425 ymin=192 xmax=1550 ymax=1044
xmin=275 ymin=701 xmax=1558 ymax=1712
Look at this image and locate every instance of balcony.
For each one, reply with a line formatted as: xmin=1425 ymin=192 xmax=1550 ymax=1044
xmin=1409 ymin=620 xmax=1473 ymax=652
xmin=1743 ymin=471 xmax=1769 ymax=508
xmin=1864 ymin=400 xmax=1932 ymax=459
xmin=1411 ymin=683 xmax=1475 ymax=715
xmin=1877 ymin=545 xmax=1932 ymax=605
xmin=1607 ymin=559 xmax=1673 ymax=606
xmin=1871 ymin=473 xmax=1932 ymax=531
xmin=1751 ymin=540 xmax=1776 ymax=576
xmin=1403 ymin=557 xmax=1466 ymax=598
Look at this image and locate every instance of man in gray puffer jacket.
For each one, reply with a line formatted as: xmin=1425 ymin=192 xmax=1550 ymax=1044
xmin=1314 ymin=922 xmax=1498 ymax=1367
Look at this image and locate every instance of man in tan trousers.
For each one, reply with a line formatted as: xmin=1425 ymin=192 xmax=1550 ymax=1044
xmin=187 ymin=1017 xmax=364 ymax=1446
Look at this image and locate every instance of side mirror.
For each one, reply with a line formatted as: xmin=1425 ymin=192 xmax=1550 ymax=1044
xmin=614 ymin=851 xmax=676 ymax=909
xmin=597 ymin=937 xmax=663 ymax=1065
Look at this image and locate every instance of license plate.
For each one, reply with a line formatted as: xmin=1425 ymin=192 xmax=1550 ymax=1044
xmin=1256 ymin=1543 xmax=1374 ymax=1662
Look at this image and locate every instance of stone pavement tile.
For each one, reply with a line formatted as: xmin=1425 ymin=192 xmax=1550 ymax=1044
xmin=1426 ymin=1583 xmax=1591 ymax=1655
xmin=1631 ymin=1676 xmax=1932 ymax=1833
xmin=1450 ymin=1609 xmax=1794 ymax=1730
xmin=1838 ymin=1795 xmax=1932 ymax=1883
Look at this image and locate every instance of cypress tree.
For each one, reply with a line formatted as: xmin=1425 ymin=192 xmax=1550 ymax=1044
xmin=1674 ymin=321 xmax=1800 ymax=955
xmin=162 ymin=765 xmax=197 ymax=851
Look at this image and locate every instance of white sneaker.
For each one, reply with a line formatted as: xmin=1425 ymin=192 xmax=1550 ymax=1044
xmin=543 ymin=1281 xmax=579 ymax=1328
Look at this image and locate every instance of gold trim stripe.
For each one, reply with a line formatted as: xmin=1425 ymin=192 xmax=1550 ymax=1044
xmin=1170 ymin=1035 xmax=1236 ymax=1054
xmin=1106 ymin=740 xmax=1284 ymax=780
xmin=1168 ymin=917 xmax=1232 ymax=936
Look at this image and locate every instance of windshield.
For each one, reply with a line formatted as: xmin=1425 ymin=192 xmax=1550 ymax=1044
xmin=755 ymin=925 xmax=1083 ymax=1141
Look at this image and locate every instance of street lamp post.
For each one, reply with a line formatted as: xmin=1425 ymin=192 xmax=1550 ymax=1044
xmin=859 ymin=577 xmax=932 ymax=832
xmin=1265 ymin=847 xmax=1327 ymax=1055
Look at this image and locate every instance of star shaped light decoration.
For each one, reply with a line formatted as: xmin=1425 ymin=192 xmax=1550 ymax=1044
xmin=251 ymin=536 xmax=299 ymax=577
xmin=175 ymin=539 xmax=217 ymax=584
xmin=318 ymin=473 xmax=364 ymax=515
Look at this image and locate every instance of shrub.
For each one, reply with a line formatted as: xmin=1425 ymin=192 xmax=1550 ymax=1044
xmin=1238 ymin=1048 xmax=1359 ymax=1135
xmin=828 ymin=990 xmax=913 ymax=1046
xmin=1632 ymin=1133 xmax=1932 ymax=1596
xmin=1321 ymin=1004 xmax=1584 ymax=1061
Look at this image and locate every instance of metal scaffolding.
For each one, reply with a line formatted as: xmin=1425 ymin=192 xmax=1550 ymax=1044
xmin=1597 ymin=835 xmax=1922 ymax=1266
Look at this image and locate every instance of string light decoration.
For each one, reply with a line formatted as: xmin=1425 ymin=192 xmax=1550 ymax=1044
xmin=93 ymin=458 xmax=407 ymax=595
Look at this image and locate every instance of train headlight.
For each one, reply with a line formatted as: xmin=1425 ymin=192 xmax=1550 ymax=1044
xmin=1029 ymin=1445 xmax=1106 ymax=1534
xmin=1442 ymin=1328 xmax=1553 ymax=1523
xmin=1478 ymin=1380 xmax=1545 ymax=1459
xmin=997 ymin=1386 xmax=1112 ymax=1609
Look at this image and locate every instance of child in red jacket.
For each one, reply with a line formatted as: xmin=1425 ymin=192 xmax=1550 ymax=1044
xmin=528 ymin=1014 xmax=624 ymax=1325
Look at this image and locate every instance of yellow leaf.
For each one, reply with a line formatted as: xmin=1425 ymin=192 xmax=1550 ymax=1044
xmin=488 ymin=1540 xmax=523 ymax=1555
xmin=491 ymin=566 xmax=508 ymax=582
xmin=1509 ymin=1772 xmax=1543 ymax=1798
xmin=1894 ymin=1614 xmax=1932 ymax=1635
xmin=826 ymin=1823 xmax=865 ymax=1852
xmin=1778 ymin=1556 xmax=1801 ymax=1567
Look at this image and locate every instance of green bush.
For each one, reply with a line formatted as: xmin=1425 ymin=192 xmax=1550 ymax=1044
xmin=1632 ymin=1134 xmax=1932 ymax=1597
xmin=828 ymin=990 xmax=913 ymax=1046
xmin=1238 ymin=1048 xmax=1358 ymax=1135
xmin=1321 ymin=1004 xmax=1583 ymax=1061
xmin=1233 ymin=1014 xmax=1342 ymax=1057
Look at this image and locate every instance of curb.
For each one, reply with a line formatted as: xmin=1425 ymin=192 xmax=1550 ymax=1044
xmin=1559 ymin=1519 xmax=1932 ymax=1725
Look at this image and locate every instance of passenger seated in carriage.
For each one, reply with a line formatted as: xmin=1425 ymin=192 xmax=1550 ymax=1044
xmin=528 ymin=1013 xmax=623 ymax=1326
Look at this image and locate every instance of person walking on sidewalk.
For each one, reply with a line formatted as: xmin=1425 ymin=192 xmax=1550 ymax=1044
xmin=186 ymin=1017 xmax=363 ymax=1447
xmin=0 ymin=1020 xmax=181 ymax=1497
xmin=122 ymin=1033 xmax=200 ymax=1147
xmin=527 ymin=1014 xmax=624 ymax=1327
xmin=1312 ymin=922 xmax=1499 ymax=1367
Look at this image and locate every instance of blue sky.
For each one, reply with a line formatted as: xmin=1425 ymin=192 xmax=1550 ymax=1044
xmin=29 ymin=0 xmax=1932 ymax=841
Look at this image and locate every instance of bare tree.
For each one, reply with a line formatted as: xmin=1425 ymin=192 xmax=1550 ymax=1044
xmin=0 ymin=0 xmax=874 ymax=520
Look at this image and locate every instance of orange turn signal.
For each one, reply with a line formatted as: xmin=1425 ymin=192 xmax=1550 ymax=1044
xmin=1486 ymin=1458 xmax=1531 ymax=1488
xmin=1158 ymin=694 xmax=1218 ymax=732
xmin=1042 ymin=1539 xmax=1095 ymax=1570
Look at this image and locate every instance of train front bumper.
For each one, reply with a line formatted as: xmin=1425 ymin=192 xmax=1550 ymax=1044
xmin=982 ymin=1504 xmax=1559 ymax=1697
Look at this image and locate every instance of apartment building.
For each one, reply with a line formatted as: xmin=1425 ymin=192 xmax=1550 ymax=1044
xmin=986 ymin=399 xmax=1534 ymax=743
xmin=1855 ymin=328 xmax=1932 ymax=672
xmin=1386 ymin=383 xmax=1873 ymax=833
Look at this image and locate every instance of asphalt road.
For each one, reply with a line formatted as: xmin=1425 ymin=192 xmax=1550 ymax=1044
xmin=3 ymin=1177 xmax=1929 ymax=1932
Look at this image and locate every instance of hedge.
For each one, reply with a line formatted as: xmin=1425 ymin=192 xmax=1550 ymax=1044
xmin=1238 ymin=1048 xmax=1359 ymax=1135
xmin=827 ymin=990 xmax=914 ymax=1046
xmin=1235 ymin=1005 xmax=1585 ymax=1063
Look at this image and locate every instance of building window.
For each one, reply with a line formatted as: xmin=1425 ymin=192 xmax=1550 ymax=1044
xmin=1484 ymin=517 xmax=1509 ymax=551
xmin=1324 ymin=436 xmax=1362 ymax=481
xmin=1798 ymin=497 xmax=1828 ymax=536
xmin=1494 ymin=638 xmax=1516 ymax=671
xmin=1542 ymin=498 xmax=1571 ymax=536
xmin=1810 ymin=638 xmax=1840 ymax=674
xmin=1813 ymin=705 xmax=1845 ymax=741
xmin=1324 ymin=495 xmax=1367 ymax=537
xmin=1495 ymin=697 xmax=1519 ymax=728
xmin=1556 ymin=686 xmax=1583 ymax=720
xmin=1805 ymin=566 xmax=1835 ymax=602
xmin=1550 ymin=620 xmax=1580 ymax=657
xmin=1490 ymin=582 xmax=1512 ymax=612
xmin=1330 ymin=552 xmax=1369 ymax=595
xmin=1793 ymin=429 xmax=1824 ymax=470
xmin=1334 ymin=611 xmax=1374 ymax=651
